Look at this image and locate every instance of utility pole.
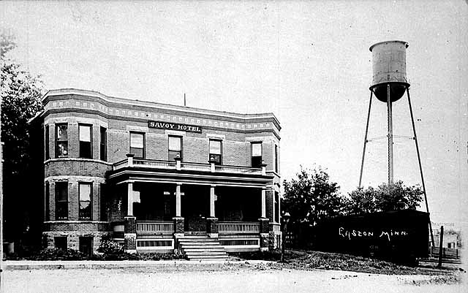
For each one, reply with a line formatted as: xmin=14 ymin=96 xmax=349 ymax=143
xmin=0 ymin=89 xmax=4 ymax=292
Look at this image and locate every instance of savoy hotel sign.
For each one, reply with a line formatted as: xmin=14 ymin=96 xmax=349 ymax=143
xmin=148 ymin=121 xmax=202 ymax=133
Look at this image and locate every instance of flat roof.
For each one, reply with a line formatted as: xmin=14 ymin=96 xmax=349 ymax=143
xmin=43 ymin=88 xmax=281 ymax=128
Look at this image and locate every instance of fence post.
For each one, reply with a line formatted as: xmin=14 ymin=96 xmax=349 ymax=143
xmin=437 ymin=226 xmax=444 ymax=268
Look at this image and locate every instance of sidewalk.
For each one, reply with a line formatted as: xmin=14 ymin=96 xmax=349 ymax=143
xmin=3 ymin=259 xmax=270 ymax=271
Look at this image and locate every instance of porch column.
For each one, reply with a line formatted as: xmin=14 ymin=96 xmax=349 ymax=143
xmin=207 ymin=185 xmax=218 ymax=237
xmin=124 ymin=181 xmax=137 ymax=253
xmin=173 ymin=183 xmax=184 ymax=237
xmin=176 ymin=183 xmax=182 ymax=217
xmin=210 ymin=185 xmax=216 ymax=218
xmin=261 ymin=187 xmax=266 ymax=218
xmin=259 ymin=187 xmax=269 ymax=251
xmin=127 ymin=181 xmax=134 ymax=216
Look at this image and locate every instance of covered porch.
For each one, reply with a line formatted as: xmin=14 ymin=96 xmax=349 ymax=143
xmin=106 ymin=156 xmax=280 ymax=253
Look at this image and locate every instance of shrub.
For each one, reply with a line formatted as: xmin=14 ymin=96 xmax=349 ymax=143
xmin=97 ymin=238 xmax=124 ymax=255
xmin=230 ymin=249 xmax=282 ymax=261
xmin=29 ymin=248 xmax=88 ymax=261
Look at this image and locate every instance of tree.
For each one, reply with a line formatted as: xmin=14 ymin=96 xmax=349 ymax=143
xmin=345 ymin=180 xmax=424 ymax=215
xmin=1 ymin=30 xmax=44 ymax=244
xmin=282 ymin=166 xmax=344 ymax=226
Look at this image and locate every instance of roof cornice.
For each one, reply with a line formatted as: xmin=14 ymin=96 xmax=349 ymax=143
xmin=42 ymin=88 xmax=281 ymax=130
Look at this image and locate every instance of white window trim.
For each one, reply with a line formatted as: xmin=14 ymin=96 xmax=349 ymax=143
xmin=206 ymin=134 xmax=225 ymax=140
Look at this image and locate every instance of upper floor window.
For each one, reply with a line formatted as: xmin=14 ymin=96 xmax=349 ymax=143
xmin=168 ymin=136 xmax=182 ymax=161
xmin=45 ymin=125 xmax=50 ymax=160
xmin=130 ymin=132 xmax=145 ymax=158
xmin=79 ymin=183 xmax=92 ymax=220
xmin=79 ymin=124 xmax=92 ymax=159
xmin=55 ymin=124 xmax=68 ymax=158
xmin=251 ymin=142 xmax=262 ymax=168
xmin=275 ymin=144 xmax=279 ymax=173
xmin=209 ymin=139 xmax=222 ymax=165
xmin=100 ymin=127 xmax=107 ymax=161
xmin=55 ymin=181 xmax=68 ymax=220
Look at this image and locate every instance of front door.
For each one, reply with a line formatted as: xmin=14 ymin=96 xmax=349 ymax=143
xmin=186 ymin=214 xmax=207 ymax=234
xmin=182 ymin=186 xmax=209 ymax=235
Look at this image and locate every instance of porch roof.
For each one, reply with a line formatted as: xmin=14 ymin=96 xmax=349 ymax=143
xmin=107 ymin=159 xmax=273 ymax=188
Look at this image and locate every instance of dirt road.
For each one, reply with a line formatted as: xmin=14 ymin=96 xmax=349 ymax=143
xmin=4 ymin=266 xmax=465 ymax=293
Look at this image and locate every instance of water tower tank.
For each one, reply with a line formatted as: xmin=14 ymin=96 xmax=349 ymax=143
xmin=370 ymin=40 xmax=409 ymax=102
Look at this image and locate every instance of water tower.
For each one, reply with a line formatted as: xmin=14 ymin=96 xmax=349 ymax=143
xmin=358 ymin=41 xmax=431 ymax=237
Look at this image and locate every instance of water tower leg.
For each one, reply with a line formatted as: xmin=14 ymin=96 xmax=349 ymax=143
xmin=387 ymin=84 xmax=394 ymax=186
xmin=406 ymin=87 xmax=435 ymax=247
xmin=358 ymin=90 xmax=374 ymax=188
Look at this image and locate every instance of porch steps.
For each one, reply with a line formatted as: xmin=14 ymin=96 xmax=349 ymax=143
xmin=178 ymin=236 xmax=228 ymax=261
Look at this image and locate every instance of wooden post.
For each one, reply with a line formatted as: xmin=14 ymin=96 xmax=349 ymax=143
xmin=437 ymin=226 xmax=444 ymax=268
xmin=209 ymin=185 xmax=215 ymax=218
xmin=0 ymin=95 xmax=3 ymax=291
xmin=261 ymin=188 xmax=266 ymax=218
xmin=175 ymin=184 xmax=181 ymax=217
xmin=127 ymin=181 xmax=134 ymax=216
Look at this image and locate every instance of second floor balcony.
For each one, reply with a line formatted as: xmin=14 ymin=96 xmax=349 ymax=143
xmin=113 ymin=154 xmax=267 ymax=176
xmin=108 ymin=154 xmax=273 ymax=187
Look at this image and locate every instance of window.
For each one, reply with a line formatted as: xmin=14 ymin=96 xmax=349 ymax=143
xmin=168 ymin=136 xmax=182 ymax=161
xmin=100 ymin=184 xmax=107 ymax=221
xmin=251 ymin=142 xmax=262 ymax=168
xmin=209 ymin=139 xmax=222 ymax=165
xmin=45 ymin=182 xmax=50 ymax=221
xmin=54 ymin=237 xmax=67 ymax=251
xmin=79 ymin=124 xmax=92 ymax=158
xmin=79 ymin=237 xmax=93 ymax=256
xmin=130 ymin=132 xmax=145 ymax=158
xmin=55 ymin=124 xmax=68 ymax=158
xmin=275 ymin=191 xmax=280 ymax=223
xmin=55 ymin=182 xmax=68 ymax=220
xmin=100 ymin=127 xmax=107 ymax=161
xmin=274 ymin=144 xmax=279 ymax=173
xmin=45 ymin=125 xmax=50 ymax=159
xmin=79 ymin=183 xmax=92 ymax=220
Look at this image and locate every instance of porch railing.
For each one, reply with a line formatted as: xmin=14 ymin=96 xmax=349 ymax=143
xmin=218 ymin=221 xmax=260 ymax=234
xmin=136 ymin=221 xmax=174 ymax=235
xmin=216 ymin=165 xmax=262 ymax=174
xmin=113 ymin=158 xmax=263 ymax=175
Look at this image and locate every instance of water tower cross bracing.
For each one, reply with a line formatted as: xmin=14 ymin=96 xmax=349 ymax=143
xmin=358 ymin=41 xmax=430 ymax=216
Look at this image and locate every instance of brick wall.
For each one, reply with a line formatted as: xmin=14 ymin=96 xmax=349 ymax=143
xmin=45 ymin=160 xmax=111 ymax=177
xmin=45 ymin=177 xmax=107 ymax=222
xmin=39 ymin=90 xmax=282 ymax=253
xmin=43 ymin=230 xmax=110 ymax=252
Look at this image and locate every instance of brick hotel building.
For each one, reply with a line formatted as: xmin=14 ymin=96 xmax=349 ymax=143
xmin=33 ymin=89 xmax=281 ymax=258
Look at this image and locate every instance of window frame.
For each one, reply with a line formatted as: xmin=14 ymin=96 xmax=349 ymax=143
xmin=129 ymin=132 xmax=145 ymax=159
xmin=55 ymin=123 xmax=68 ymax=158
xmin=209 ymin=139 xmax=222 ymax=165
xmin=55 ymin=181 xmax=68 ymax=220
xmin=54 ymin=237 xmax=67 ymax=251
xmin=251 ymin=142 xmax=263 ymax=168
xmin=100 ymin=127 xmax=107 ymax=161
xmin=45 ymin=181 xmax=50 ymax=221
xmin=274 ymin=144 xmax=279 ymax=173
xmin=79 ymin=182 xmax=92 ymax=220
xmin=168 ymin=135 xmax=183 ymax=161
xmin=45 ymin=125 xmax=50 ymax=160
xmin=100 ymin=183 xmax=107 ymax=221
xmin=79 ymin=124 xmax=93 ymax=159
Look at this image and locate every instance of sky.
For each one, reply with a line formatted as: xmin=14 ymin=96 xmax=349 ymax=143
xmin=1 ymin=0 xmax=467 ymax=226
